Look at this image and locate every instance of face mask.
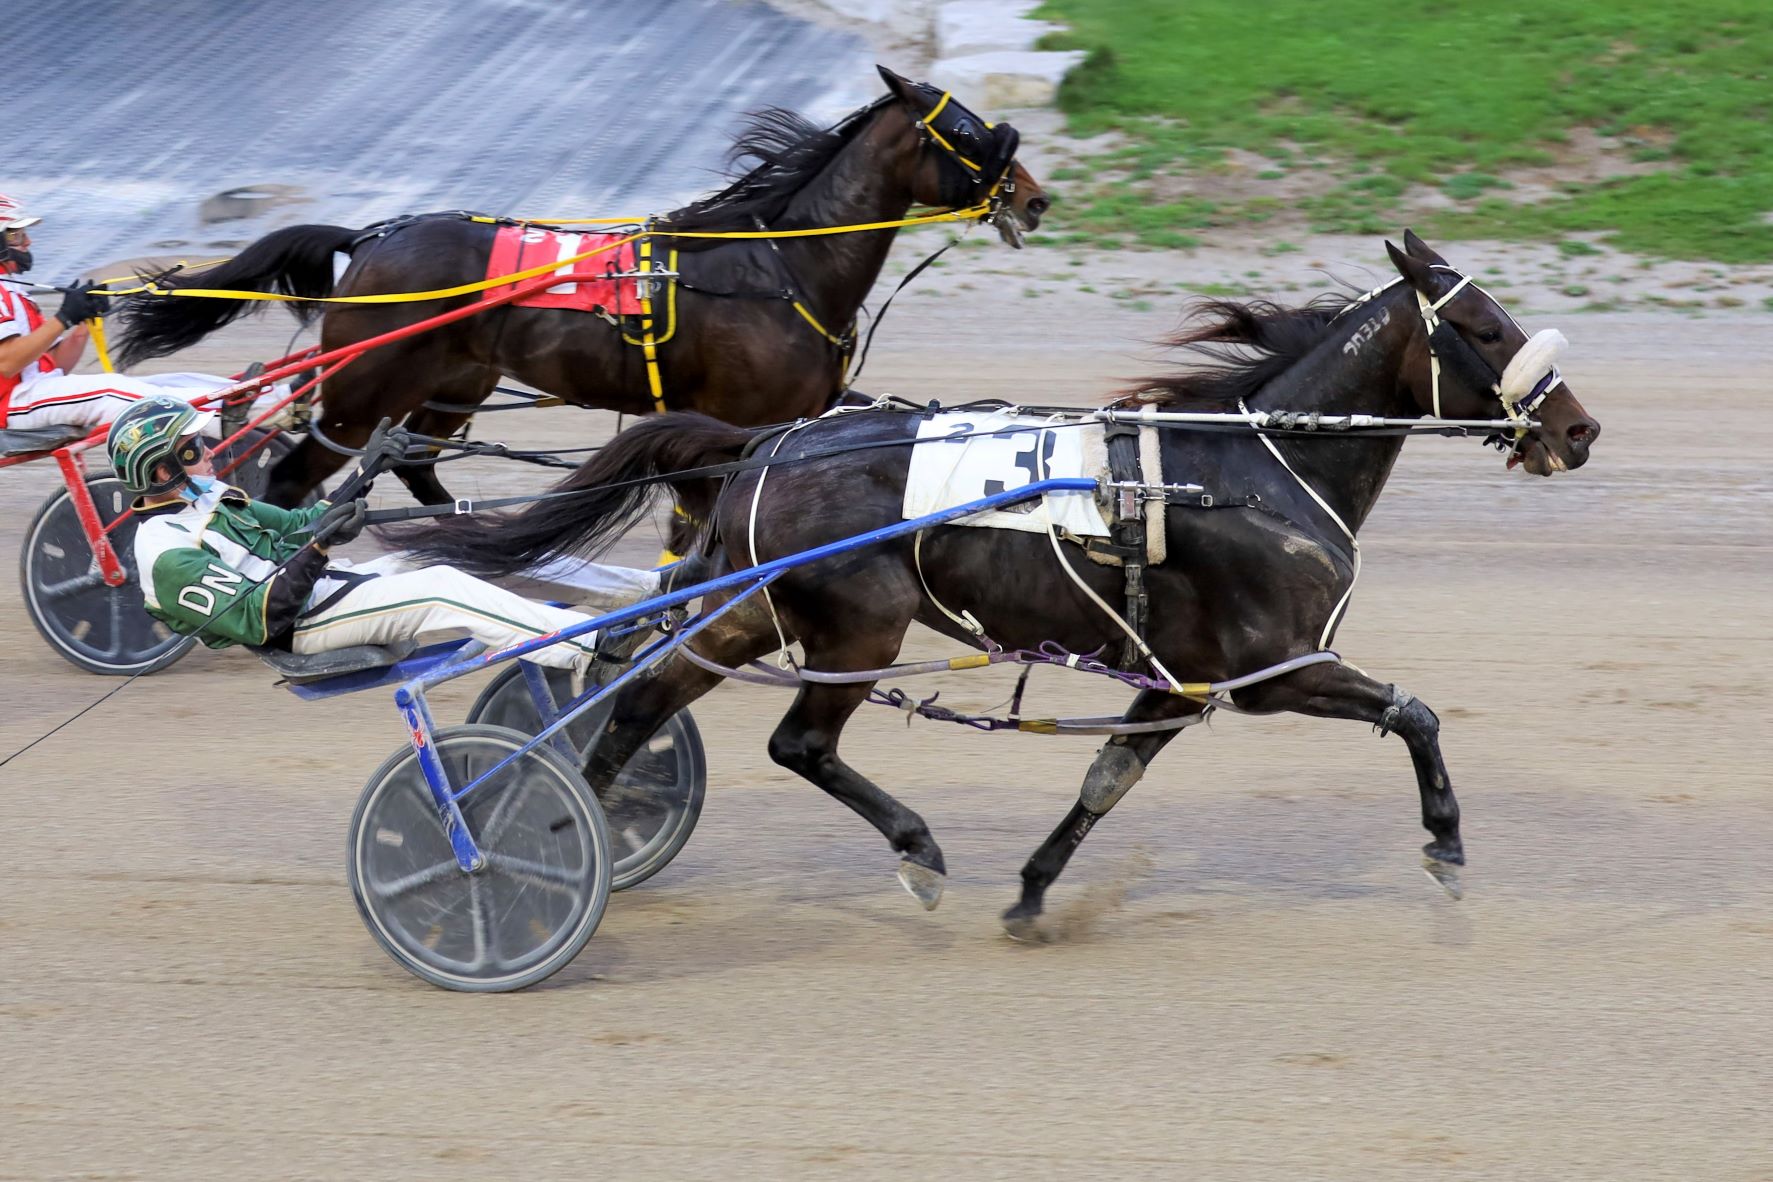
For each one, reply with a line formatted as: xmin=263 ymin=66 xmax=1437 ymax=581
xmin=179 ymin=474 xmax=219 ymax=501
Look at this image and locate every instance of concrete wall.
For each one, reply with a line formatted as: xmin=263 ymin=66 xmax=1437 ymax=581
xmin=805 ymin=0 xmax=1083 ymax=108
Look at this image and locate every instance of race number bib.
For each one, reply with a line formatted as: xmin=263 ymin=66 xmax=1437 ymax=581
xmin=901 ymin=413 xmax=1110 ymax=537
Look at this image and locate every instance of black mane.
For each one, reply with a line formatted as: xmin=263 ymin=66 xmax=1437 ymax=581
xmin=661 ymin=106 xmax=865 ymax=235
xmin=1119 ymin=294 xmax=1362 ymax=409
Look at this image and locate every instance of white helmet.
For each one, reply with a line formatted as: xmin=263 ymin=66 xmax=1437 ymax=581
xmin=0 ymin=193 xmax=41 ymax=231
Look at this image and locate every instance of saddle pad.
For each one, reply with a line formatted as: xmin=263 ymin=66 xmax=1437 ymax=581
xmin=483 ymin=225 xmax=646 ymax=313
xmin=902 ymin=412 xmax=1111 ymax=537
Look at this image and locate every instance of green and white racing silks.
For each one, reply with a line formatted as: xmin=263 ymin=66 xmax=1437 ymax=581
xmin=134 ymin=484 xmax=332 ymax=648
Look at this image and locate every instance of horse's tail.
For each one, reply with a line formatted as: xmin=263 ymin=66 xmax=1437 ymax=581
xmin=379 ymin=412 xmax=760 ymax=579
xmin=110 ymin=223 xmax=359 ymax=368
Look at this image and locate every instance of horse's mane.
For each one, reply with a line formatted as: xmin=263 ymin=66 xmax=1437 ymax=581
xmin=660 ymin=105 xmax=865 ymax=236
xmin=1118 ymin=294 xmax=1362 ymax=408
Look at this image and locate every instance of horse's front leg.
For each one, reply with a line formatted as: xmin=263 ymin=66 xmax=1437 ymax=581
xmin=1003 ymin=689 xmax=1204 ymax=940
xmin=768 ymin=676 xmax=949 ymax=910
xmin=1234 ymin=659 xmax=1464 ymax=894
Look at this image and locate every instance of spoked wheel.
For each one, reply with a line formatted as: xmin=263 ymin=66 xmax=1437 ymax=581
xmin=18 ymin=431 xmax=308 ymax=676
xmin=347 ymin=724 xmax=613 ymax=992
xmin=467 ymin=664 xmax=706 ymax=891
xmin=20 ymin=475 xmax=191 ymax=675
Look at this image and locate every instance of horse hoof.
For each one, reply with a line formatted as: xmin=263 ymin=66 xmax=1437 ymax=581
xmin=897 ymin=860 xmax=945 ymax=910
xmin=1421 ymin=856 xmax=1464 ymax=900
xmin=1001 ymin=910 xmax=1050 ymax=943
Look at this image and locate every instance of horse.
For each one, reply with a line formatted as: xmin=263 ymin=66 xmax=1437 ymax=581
xmin=386 ymin=231 xmax=1602 ymax=936
xmin=108 ymin=66 xmax=1049 ymax=509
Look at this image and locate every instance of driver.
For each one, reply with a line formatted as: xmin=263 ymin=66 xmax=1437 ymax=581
xmin=0 ymin=193 xmax=285 ymax=435
xmin=107 ymin=395 xmax=671 ymax=673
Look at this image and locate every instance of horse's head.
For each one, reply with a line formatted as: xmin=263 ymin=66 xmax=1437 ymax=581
xmin=876 ymin=65 xmax=1049 ymax=248
xmin=1386 ymin=230 xmax=1601 ymax=476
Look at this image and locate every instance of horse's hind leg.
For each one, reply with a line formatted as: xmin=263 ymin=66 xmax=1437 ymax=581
xmin=1003 ymin=689 xmax=1202 ymax=940
xmin=581 ymin=592 xmax=781 ymax=792
xmin=768 ymin=632 xmax=947 ymax=909
xmin=1235 ymin=660 xmax=1464 ymax=895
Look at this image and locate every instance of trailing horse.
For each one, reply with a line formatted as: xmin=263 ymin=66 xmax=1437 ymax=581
xmin=108 ymin=67 xmax=1048 ymax=508
xmin=388 ymin=232 xmax=1602 ymax=936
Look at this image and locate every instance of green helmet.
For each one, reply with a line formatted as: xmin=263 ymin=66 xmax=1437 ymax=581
xmin=106 ymin=395 xmax=215 ymax=496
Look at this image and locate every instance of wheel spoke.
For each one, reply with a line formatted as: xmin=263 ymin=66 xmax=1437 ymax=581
xmin=368 ymin=858 xmax=462 ymax=900
xmin=35 ymin=570 xmax=106 ymax=601
xmin=102 ymin=591 xmax=126 ymax=658
xmin=467 ymin=874 xmax=493 ymax=970
xmin=484 ymin=851 xmax=585 ymax=895
xmin=478 ymin=775 xmax=536 ymax=846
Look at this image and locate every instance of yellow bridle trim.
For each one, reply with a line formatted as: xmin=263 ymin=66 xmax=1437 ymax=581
xmin=918 ymin=91 xmax=984 ymax=173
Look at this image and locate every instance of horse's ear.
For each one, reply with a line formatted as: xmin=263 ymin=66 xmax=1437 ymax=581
xmin=877 ymin=64 xmax=919 ymax=104
xmin=1402 ymin=228 xmax=1449 ymax=266
xmin=1387 ymin=239 xmax=1437 ymax=293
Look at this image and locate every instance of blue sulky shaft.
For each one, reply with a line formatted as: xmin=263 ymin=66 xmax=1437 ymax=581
xmin=447 ymin=575 xmax=781 ymax=808
xmin=410 ymin=476 xmax=1099 ymax=691
xmin=390 ymin=478 xmax=1098 ymax=838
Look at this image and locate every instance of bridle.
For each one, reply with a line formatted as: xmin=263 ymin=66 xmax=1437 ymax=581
xmin=825 ymin=85 xmax=1019 ymax=216
xmin=911 ymin=87 xmax=1020 ymax=211
xmin=1414 ymin=264 xmax=1566 ymax=455
xmin=1340 ymin=267 xmax=1568 ymax=462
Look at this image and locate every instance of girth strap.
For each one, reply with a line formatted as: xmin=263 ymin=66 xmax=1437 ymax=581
xmin=1090 ymin=421 xmax=1150 ymax=672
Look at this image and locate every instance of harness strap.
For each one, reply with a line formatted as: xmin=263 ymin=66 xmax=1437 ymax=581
xmin=635 ymin=227 xmax=667 ymax=414
xmin=1238 ymin=398 xmax=1359 ymax=650
xmin=1099 ymin=421 xmax=1150 ymax=671
xmin=296 ymin=569 xmax=379 ymax=623
xmin=753 ymin=216 xmax=856 ymax=381
xmin=1415 ymin=275 xmax=1470 ymax=419
xmin=746 ymin=421 xmax=815 ymax=665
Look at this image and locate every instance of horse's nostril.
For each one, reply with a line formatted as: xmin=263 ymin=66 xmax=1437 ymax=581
xmin=1028 ymin=197 xmax=1050 ymax=216
xmin=1568 ymin=422 xmax=1598 ymax=447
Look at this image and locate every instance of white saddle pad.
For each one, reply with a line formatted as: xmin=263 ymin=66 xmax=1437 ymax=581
xmin=901 ymin=412 xmax=1111 ymax=537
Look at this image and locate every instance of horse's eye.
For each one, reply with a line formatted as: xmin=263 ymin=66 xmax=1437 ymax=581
xmin=1476 ymin=328 xmax=1502 ymax=344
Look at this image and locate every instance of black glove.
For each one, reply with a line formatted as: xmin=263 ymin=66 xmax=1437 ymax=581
xmin=312 ymin=498 xmax=369 ymax=547
xmin=55 ymin=280 xmax=104 ymax=327
xmin=360 ymin=417 xmax=412 ymax=470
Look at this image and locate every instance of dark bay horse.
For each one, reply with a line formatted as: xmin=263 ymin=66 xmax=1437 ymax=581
xmin=109 ymin=67 xmax=1048 ymax=507
xmin=389 ymin=231 xmax=1601 ymax=935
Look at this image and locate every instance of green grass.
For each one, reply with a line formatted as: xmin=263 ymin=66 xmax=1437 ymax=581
xmin=1034 ymin=0 xmax=1773 ymax=261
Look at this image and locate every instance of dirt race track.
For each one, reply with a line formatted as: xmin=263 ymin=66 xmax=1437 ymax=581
xmin=2 ymin=295 xmax=1770 ymax=1180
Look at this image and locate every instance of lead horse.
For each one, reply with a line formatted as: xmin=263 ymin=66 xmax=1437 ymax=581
xmin=109 ymin=67 xmax=1048 ymax=508
xmin=390 ymin=232 xmax=1602 ymax=934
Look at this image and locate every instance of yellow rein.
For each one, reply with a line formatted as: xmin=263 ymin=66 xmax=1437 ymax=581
xmin=94 ymin=201 xmax=995 ymax=307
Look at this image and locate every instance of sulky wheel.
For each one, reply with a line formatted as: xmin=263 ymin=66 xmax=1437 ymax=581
xmin=20 ymin=475 xmax=192 ymax=675
xmin=466 ymin=663 xmax=706 ymax=891
xmin=18 ymin=430 xmax=309 ymax=677
xmin=347 ymin=724 xmax=613 ymax=992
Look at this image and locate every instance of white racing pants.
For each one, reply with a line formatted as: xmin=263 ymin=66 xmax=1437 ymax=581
xmin=3 ymin=371 xmax=286 ymax=432
xmin=289 ymin=555 xmax=661 ymax=672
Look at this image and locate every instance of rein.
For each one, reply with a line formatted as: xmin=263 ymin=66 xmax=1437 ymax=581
xmin=86 ymin=203 xmax=997 ymax=309
xmin=358 ymin=402 xmax=1542 ymax=527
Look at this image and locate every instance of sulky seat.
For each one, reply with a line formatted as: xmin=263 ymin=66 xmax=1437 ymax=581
xmin=253 ymin=641 xmax=418 ymax=684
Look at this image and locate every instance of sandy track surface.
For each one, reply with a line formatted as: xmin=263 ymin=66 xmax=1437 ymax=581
xmin=2 ymin=287 xmax=1770 ymax=1179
